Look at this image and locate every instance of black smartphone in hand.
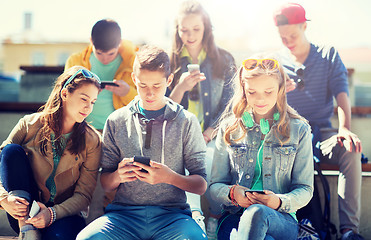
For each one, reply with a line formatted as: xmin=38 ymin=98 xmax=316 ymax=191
xmin=133 ymin=156 xmax=150 ymax=172
xmin=245 ymin=190 xmax=265 ymax=195
xmin=101 ymin=81 xmax=119 ymax=88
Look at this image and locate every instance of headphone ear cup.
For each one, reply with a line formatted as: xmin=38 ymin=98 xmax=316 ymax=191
xmin=273 ymin=111 xmax=280 ymax=121
xmin=260 ymin=118 xmax=270 ymax=135
xmin=242 ymin=112 xmax=254 ymax=128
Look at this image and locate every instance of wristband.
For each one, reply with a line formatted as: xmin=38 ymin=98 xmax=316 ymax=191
xmin=229 ymin=185 xmax=239 ymax=207
xmin=203 ymin=133 xmax=211 ymax=143
xmin=47 ymin=207 xmax=56 ymax=227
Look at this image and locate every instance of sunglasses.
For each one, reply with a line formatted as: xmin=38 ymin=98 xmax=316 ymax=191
xmin=242 ymin=58 xmax=279 ymax=71
xmin=295 ymin=68 xmax=305 ymax=91
xmin=63 ymin=69 xmax=101 ymax=89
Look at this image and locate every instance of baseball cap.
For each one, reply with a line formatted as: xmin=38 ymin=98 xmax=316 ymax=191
xmin=273 ymin=3 xmax=309 ymax=26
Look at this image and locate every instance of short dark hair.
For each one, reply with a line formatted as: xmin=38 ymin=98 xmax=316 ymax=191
xmin=134 ymin=45 xmax=171 ymax=78
xmin=91 ymin=19 xmax=121 ymax=51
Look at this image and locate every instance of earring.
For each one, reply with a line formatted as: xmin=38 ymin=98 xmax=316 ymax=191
xmin=242 ymin=111 xmax=254 ymax=128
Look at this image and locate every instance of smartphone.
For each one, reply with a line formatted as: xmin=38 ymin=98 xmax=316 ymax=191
xmin=133 ymin=156 xmax=151 ymax=172
xmin=187 ymin=64 xmax=200 ymax=73
xmin=29 ymin=200 xmax=40 ymax=218
xmin=245 ymin=190 xmax=265 ymax=195
xmin=101 ymin=81 xmax=119 ymax=88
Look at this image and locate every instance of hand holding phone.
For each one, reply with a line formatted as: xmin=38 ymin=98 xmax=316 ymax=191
xmin=245 ymin=190 xmax=265 ymax=195
xmin=29 ymin=200 xmax=40 ymax=218
xmin=133 ymin=156 xmax=151 ymax=173
xmin=101 ymin=81 xmax=119 ymax=88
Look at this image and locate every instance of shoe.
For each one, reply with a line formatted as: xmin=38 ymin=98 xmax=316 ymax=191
xmin=194 ymin=215 xmax=206 ymax=233
xmin=18 ymin=229 xmax=41 ymax=240
xmin=206 ymin=217 xmax=219 ymax=240
xmin=341 ymin=231 xmax=365 ymax=240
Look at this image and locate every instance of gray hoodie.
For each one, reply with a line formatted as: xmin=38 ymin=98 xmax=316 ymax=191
xmin=101 ymin=96 xmax=207 ymax=210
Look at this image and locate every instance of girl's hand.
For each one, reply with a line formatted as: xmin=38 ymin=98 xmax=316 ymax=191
xmin=233 ymin=185 xmax=254 ymax=208
xmin=203 ymin=127 xmax=216 ymax=144
xmin=178 ymin=71 xmax=206 ymax=92
xmin=115 ymin=158 xmax=142 ymax=183
xmin=245 ymin=190 xmax=282 ymax=210
xmin=25 ymin=202 xmax=50 ymax=229
xmin=133 ymin=161 xmax=176 ymax=185
xmin=104 ymin=80 xmax=130 ymax=97
xmin=0 ymin=195 xmax=29 ymax=220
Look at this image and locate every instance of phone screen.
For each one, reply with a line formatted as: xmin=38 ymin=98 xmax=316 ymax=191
xmin=245 ymin=190 xmax=265 ymax=195
xmin=133 ymin=156 xmax=150 ymax=172
xmin=101 ymin=81 xmax=119 ymax=88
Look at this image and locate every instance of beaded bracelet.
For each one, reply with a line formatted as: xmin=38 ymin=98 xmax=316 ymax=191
xmin=229 ymin=185 xmax=239 ymax=207
xmin=47 ymin=207 xmax=56 ymax=227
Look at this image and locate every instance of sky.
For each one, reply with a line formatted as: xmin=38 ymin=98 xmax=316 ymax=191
xmin=1 ymin=0 xmax=371 ymax=52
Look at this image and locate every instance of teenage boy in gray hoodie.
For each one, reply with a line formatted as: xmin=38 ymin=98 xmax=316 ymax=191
xmin=76 ymin=45 xmax=208 ymax=240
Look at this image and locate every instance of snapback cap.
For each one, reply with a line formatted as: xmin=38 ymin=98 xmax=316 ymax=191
xmin=273 ymin=3 xmax=309 ymax=26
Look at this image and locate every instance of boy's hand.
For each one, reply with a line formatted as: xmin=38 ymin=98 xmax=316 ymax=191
xmin=25 ymin=202 xmax=49 ymax=229
xmin=245 ymin=190 xmax=281 ymax=210
xmin=178 ymin=71 xmax=206 ymax=92
xmin=337 ymin=127 xmax=362 ymax=153
xmin=104 ymin=80 xmax=130 ymax=97
xmin=133 ymin=161 xmax=176 ymax=185
xmin=115 ymin=158 xmax=142 ymax=183
xmin=285 ymin=78 xmax=297 ymax=92
xmin=0 ymin=195 xmax=29 ymax=220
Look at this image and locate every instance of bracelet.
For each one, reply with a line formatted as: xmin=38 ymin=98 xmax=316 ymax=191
xmin=47 ymin=207 xmax=56 ymax=227
xmin=229 ymin=185 xmax=239 ymax=207
xmin=203 ymin=133 xmax=211 ymax=143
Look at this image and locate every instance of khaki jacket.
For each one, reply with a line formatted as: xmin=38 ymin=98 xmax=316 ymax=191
xmin=65 ymin=39 xmax=137 ymax=109
xmin=0 ymin=113 xmax=102 ymax=220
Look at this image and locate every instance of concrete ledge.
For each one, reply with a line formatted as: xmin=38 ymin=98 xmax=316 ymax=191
xmin=320 ymin=163 xmax=371 ymax=172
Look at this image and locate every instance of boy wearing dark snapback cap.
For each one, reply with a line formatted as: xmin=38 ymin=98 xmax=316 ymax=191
xmin=273 ymin=3 xmax=363 ymax=240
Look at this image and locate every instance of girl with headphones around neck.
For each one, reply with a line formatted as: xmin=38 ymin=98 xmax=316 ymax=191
xmin=209 ymin=55 xmax=314 ymax=239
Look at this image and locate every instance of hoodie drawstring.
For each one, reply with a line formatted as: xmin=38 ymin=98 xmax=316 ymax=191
xmin=134 ymin=114 xmax=167 ymax=165
xmin=161 ymin=120 xmax=167 ymax=165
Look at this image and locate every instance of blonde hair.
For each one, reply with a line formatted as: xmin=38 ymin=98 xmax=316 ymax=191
xmin=223 ymin=55 xmax=305 ymax=145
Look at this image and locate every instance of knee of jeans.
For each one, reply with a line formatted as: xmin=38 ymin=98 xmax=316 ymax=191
xmin=241 ymin=204 xmax=268 ymax=223
xmin=1 ymin=144 xmax=26 ymax=163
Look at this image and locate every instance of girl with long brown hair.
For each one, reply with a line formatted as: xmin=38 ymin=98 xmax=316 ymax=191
xmin=209 ymin=56 xmax=313 ymax=239
xmin=0 ymin=66 xmax=102 ymax=240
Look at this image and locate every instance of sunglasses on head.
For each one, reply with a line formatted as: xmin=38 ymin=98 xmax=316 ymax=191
xmin=242 ymin=58 xmax=279 ymax=71
xmin=63 ymin=69 xmax=101 ymax=89
xmin=295 ymin=68 xmax=305 ymax=91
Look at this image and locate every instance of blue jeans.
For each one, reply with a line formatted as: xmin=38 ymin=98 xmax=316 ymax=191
xmin=218 ymin=204 xmax=298 ymax=240
xmin=0 ymin=144 xmax=86 ymax=240
xmin=76 ymin=204 xmax=207 ymax=240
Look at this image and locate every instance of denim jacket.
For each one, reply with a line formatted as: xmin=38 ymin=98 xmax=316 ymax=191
xmin=209 ymin=117 xmax=314 ymax=214
xmin=175 ymin=49 xmax=235 ymax=129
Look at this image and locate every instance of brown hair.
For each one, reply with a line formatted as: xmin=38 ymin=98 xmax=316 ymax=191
xmin=91 ymin=19 xmax=121 ymax=51
xmin=133 ymin=45 xmax=171 ymax=78
xmin=223 ymin=55 xmax=305 ymax=145
xmin=38 ymin=66 xmax=101 ymax=156
xmin=170 ymin=0 xmax=230 ymax=89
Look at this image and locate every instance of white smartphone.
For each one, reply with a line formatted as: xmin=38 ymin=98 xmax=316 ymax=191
xmin=29 ymin=200 xmax=40 ymax=218
xmin=187 ymin=64 xmax=200 ymax=73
